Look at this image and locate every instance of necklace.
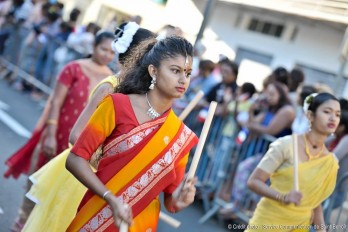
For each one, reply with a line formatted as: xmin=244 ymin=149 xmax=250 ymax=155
xmin=305 ymin=133 xmax=317 ymax=149
xmin=145 ymin=93 xmax=161 ymax=120
xmin=303 ymin=134 xmax=324 ymax=160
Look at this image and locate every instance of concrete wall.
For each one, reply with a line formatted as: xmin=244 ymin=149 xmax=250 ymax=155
xmin=193 ymin=0 xmax=347 ymax=96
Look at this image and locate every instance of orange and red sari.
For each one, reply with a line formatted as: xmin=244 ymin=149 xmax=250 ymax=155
xmin=67 ymin=94 xmax=198 ymax=232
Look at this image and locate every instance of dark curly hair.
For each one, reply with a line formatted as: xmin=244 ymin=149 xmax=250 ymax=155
xmin=116 ymin=36 xmax=193 ymax=94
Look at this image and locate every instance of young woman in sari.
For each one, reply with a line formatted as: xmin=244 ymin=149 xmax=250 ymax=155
xmin=19 ymin=23 xmax=156 ymax=232
xmin=66 ymin=36 xmax=199 ymax=232
xmin=219 ymin=81 xmax=294 ymax=216
xmin=7 ymin=31 xmax=116 ymax=232
xmin=246 ymin=92 xmax=340 ymax=232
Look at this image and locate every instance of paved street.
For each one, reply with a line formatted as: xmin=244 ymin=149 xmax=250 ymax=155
xmin=0 ymin=77 xmax=43 ymax=230
xmin=0 ymin=78 xmax=235 ymax=231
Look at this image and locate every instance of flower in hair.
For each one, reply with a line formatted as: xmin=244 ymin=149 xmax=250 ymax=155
xmin=111 ymin=22 xmax=140 ymax=54
xmin=303 ymin=93 xmax=318 ymax=113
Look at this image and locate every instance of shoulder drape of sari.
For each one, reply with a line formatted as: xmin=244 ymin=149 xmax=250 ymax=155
xmin=246 ymin=154 xmax=338 ymax=232
xmin=89 ymin=75 xmax=119 ymax=100
xmin=68 ymin=95 xmax=198 ymax=232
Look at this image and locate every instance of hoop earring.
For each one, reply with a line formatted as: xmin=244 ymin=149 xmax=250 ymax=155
xmin=149 ymin=76 xmax=156 ymax=90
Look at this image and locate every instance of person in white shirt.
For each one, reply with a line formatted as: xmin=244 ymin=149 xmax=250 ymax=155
xmin=291 ymin=85 xmax=316 ymax=134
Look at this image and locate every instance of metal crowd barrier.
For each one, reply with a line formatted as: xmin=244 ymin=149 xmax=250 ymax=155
xmin=324 ymin=171 xmax=348 ymax=232
xmin=0 ymin=57 xmax=52 ymax=95
xmin=196 ymin=116 xmax=226 ymax=182
xmin=0 ymin=23 xmax=84 ymax=95
xmin=195 ymin=116 xmax=228 ymax=212
xmin=198 ymin=134 xmax=276 ymax=224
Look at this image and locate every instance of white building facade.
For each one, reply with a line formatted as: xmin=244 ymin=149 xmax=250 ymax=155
xmin=62 ymin=0 xmax=348 ymax=97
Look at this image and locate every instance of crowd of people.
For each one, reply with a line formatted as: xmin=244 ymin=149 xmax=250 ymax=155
xmin=0 ymin=0 xmax=142 ymax=99
xmin=1 ymin=1 xmax=348 ymax=232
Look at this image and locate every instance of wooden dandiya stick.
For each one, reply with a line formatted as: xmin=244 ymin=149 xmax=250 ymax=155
xmin=119 ymin=204 xmax=130 ymax=232
xmin=172 ymin=100 xmax=218 ymax=197
xmin=169 ymin=101 xmax=217 ymax=228
xmin=179 ymin=90 xmax=204 ymax=121
xmin=292 ymin=133 xmax=299 ymax=191
xmin=159 ymin=211 xmax=181 ymax=228
xmin=186 ymin=101 xmax=217 ymax=180
xmin=121 ymin=99 xmax=216 ymax=232
xmin=151 ymin=91 xmax=207 ymax=229
xmin=119 ymin=221 xmax=128 ymax=232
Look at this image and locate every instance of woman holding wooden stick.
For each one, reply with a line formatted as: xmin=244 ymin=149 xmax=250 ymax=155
xmin=246 ymin=92 xmax=340 ymax=232
xmin=66 ymin=36 xmax=199 ymax=232
xmin=19 ymin=22 xmax=156 ymax=232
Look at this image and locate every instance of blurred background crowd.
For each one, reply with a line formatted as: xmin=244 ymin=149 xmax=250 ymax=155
xmin=0 ymin=0 xmax=348 ymax=231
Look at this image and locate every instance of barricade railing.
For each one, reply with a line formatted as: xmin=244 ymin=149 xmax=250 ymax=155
xmin=0 ymin=57 xmax=52 ymax=95
xmin=198 ymin=134 xmax=276 ymax=224
xmin=324 ymin=171 xmax=348 ymax=232
xmin=196 ymin=116 xmax=226 ymax=182
xmin=0 ymin=23 xmax=84 ymax=95
xmin=195 ymin=116 xmax=228 ymax=212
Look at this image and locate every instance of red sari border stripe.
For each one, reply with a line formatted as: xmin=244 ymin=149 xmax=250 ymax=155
xmin=79 ymin=125 xmax=196 ymax=231
xmin=67 ymin=110 xmax=198 ymax=232
xmin=103 ymin=117 xmax=165 ymax=153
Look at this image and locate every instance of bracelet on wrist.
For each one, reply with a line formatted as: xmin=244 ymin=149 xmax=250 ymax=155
xmin=102 ymin=190 xmax=111 ymax=200
xmin=275 ymin=193 xmax=281 ymax=202
xmin=275 ymin=193 xmax=286 ymax=204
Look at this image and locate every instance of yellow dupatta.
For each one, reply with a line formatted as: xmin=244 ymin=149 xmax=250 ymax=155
xmin=88 ymin=75 xmax=119 ymax=165
xmin=89 ymin=75 xmax=119 ymax=100
xmin=247 ymin=154 xmax=338 ymax=232
xmin=67 ymin=110 xmax=197 ymax=232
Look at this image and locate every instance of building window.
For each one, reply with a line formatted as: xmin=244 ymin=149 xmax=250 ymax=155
xmin=235 ymin=47 xmax=273 ymax=66
xmin=248 ymin=18 xmax=284 ymax=38
xmin=296 ymin=63 xmax=346 ymax=94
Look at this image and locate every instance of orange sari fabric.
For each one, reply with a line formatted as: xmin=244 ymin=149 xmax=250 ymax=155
xmin=68 ymin=94 xmax=198 ymax=232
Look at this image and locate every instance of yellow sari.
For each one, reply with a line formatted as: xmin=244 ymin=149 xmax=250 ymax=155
xmin=246 ymin=153 xmax=338 ymax=232
xmin=22 ymin=76 xmax=119 ymax=232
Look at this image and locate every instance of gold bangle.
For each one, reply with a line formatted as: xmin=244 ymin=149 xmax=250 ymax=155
xmin=275 ymin=193 xmax=286 ymax=204
xmin=275 ymin=193 xmax=282 ymax=202
xmin=47 ymin=119 xmax=58 ymax=125
xmin=275 ymin=193 xmax=279 ymax=201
